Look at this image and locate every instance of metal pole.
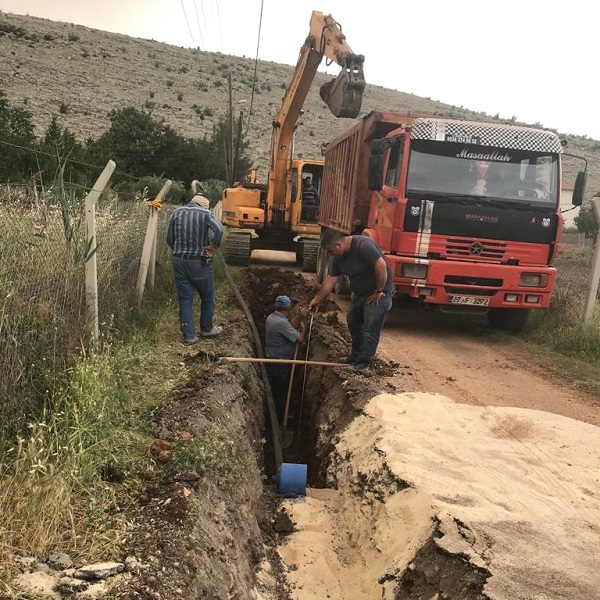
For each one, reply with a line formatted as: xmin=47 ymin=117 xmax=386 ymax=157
xmin=583 ymin=198 xmax=600 ymax=323
xmin=85 ymin=160 xmax=116 ymax=342
xmin=219 ymin=356 xmax=346 ymax=368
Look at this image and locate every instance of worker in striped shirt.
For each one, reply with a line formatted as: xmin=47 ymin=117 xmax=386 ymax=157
xmin=166 ymin=184 xmax=224 ymax=345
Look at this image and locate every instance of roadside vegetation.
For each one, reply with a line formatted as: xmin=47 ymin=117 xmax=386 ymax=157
xmin=0 ymin=253 xmax=244 ymax=588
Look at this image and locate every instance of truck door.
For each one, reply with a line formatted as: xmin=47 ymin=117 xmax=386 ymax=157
xmin=369 ymin=136 xmax=405 ymax=251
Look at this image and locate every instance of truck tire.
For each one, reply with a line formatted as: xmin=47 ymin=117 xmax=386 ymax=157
xmin=334 ymin=275 xmax=351 ymax=296
xmin=487 ymin=308 xmax=531 ymax=333
xmin=301 ymin=238 xmax=319 ymax=273
xmin=224 ymin=233 xmax=252 ymax=266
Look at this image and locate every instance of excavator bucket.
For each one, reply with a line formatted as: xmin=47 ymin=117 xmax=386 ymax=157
xmin=320 ymin=54 xmax=366 ymax=119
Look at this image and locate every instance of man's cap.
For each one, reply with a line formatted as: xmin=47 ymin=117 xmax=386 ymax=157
xmin=191 ymin=195 xmax=210 ymax=209
xmin=275 ymin=295 xmax=292 ymax=308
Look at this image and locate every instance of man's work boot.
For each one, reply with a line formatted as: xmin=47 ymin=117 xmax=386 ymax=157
xmin=182 ymin=336 xmax=200 ymax=346
xmin=200 ymin=325 xmax=223 ymax=338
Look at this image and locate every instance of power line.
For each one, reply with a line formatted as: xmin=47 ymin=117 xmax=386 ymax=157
xmin=213 ymin=0 xmax=223 ymax=52
xmin=180 ymin=0 xmax=196 ymax=48
xmin=199 ymin=0 xmax=209 ymax=51
xmin=0 ymin=139 xmax=141 ymax=181
xmin=192 ymin=0 xmax=205 ymax=50
xmin=246 ymin=0 xmax=264 ymax=136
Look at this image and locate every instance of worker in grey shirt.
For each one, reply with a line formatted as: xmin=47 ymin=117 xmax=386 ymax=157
xmin=166 ymin=186 xmax=224 ymax=344
xmin=265 ymin=295 xmax=307 ymax=422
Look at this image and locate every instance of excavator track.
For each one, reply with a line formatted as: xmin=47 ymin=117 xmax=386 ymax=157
xmin=301 ymin=238 xmax=319 ymax=273
xmin=224 ymin=233 xmax=252 ymax=267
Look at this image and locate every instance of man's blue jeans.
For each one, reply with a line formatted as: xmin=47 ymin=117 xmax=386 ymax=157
xmin=172 ymin=257 xmax=215 ymax=340
xmin=346 ymin=292 xmax=393 ymax=364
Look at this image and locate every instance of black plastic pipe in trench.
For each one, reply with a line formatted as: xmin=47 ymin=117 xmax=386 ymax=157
xmin=215 ymin=249 xmax=284 ymax=470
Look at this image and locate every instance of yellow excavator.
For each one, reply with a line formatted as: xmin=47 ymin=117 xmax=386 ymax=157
xmin=221 ymin=11 xmax=365 ymax=270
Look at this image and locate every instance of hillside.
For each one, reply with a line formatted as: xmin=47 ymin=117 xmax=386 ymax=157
xmin=0 ymin=11 xmax=598 ymax=200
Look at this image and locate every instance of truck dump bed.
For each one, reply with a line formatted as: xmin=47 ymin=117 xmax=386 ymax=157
xmin=319 ymin=111 xmax=408 ymax=233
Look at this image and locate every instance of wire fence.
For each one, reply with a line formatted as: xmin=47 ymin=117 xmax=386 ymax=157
xmin=0 ymin=182 xmax=170 ymax=435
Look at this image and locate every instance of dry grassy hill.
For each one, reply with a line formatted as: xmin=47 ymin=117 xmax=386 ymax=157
xmin=1 ymin=11 xmax=598 ymax=201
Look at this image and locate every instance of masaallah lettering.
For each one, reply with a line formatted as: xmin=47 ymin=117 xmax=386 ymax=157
xmin=465 ymin=213 xmax=499 ymax=223
xmin=456 ymin=148 xmax=512 ymax=162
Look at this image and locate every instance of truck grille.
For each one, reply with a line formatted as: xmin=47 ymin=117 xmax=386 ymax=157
xmin=446 ymin=238 xmax=506 ymax=260
xmin=444 ymin=275 xmax=503 ymax=287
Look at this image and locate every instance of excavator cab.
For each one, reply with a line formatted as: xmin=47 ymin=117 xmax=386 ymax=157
xmin=320 ymin=54 xmax=365 ymax=118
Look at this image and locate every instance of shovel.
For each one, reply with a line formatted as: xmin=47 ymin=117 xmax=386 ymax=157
xmin=281 ymin=344 xmax=299 ymax=449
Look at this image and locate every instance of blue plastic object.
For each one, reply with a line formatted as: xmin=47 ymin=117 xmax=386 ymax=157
xmin=278 ymin=462 xmax=307 ymax=496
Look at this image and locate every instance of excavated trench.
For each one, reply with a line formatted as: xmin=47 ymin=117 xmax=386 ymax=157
xmin=238 ymin=267 xmax=492 ymax=600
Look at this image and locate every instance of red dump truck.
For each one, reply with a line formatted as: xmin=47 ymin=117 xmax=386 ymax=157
xmin=317 ymin=110 xmax=587 ymax=331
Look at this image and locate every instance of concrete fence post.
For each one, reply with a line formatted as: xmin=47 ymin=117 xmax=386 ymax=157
xmin=85 ymin=160 xmax=116 ymax=342
xmin=583 ymin=198 xmax=600 ymax=323
xmin=135 ymin=180 xmax=172 ymax=304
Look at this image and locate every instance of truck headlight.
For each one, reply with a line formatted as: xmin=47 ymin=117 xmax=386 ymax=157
xmin=398 ymin=264 xmax=428 ymax=279
xmin=519 ymin=273 xmax=548 ymax=287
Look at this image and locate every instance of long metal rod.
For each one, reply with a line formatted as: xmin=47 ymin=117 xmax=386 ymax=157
xmin=219 ymin=356 xmax=345 ymax=368
xmin=282 ymin=344 xmax=299 ymax=430
xmin=297 ymin=313 xmax=315 ymax=434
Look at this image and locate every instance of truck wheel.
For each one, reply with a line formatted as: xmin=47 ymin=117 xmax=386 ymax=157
xmin=316 ymin=246 xmax=326 ymax=282
xmin=301 ymin=239 xmax=319 ymax=273
xmin=487 ymin=308 xmax=531 ymax=333
xmin=334 ymin=275 xmax=351 ymax=296
xmin=224 ymin=233 xmax=252 ymax=266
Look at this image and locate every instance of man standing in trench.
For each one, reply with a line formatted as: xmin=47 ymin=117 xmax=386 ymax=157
xmin=309 ymin=229 xmax=393 ymax=371
xmin=265 ymin=295 xmax=307 ymax=422
xmin=166 ymin=183 xmax=224 ymax=345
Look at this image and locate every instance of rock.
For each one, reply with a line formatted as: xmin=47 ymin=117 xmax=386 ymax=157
xmin=272 ymin=509 xmax=294 ymax=534
xmin=78 ymin=580 xmax=109 ymax=598
xmin=124 ymin=556 xmax=141 ymax=572
xmin=74 ymin=562 xmax=125 ymax=580
xmin=55 ymin=576 xmax=90 ymax=594
xmin=13 ymin=555 xmax=36 ymax=570
xmin=15 ymin=572 xmax=61 ymax=598
xmin=46 ymin=551 xmax=74 ymax=570
xmin=33 ymin=562 xmax=50 ymax=573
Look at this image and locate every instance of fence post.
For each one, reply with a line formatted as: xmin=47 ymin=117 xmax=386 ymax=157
xmin=583 ymin=198 xmax=600 ymax=323
xmin=148 ymin=223 xmax=157 ymax=289
xmin=85 ymin=160 xmax=116 ymax=342
xmin=135 ymin=180 xmax=172 ymax=304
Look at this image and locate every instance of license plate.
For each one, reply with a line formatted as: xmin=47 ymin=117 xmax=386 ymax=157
xmin=448 ymin=295 xmax=490 ymax=306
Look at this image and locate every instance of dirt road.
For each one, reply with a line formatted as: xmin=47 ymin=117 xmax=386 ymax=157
xmin=379 ymin=306 xmax=600 ymax=427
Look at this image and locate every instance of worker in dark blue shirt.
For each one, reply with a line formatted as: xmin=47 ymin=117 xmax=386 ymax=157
xmin=166 ymin=189 xmax=224 ymax=344
xmin=265 ymin=295 xmax=307 ymax=422
xmin=301 ymin=175 xmax=320 ymax=222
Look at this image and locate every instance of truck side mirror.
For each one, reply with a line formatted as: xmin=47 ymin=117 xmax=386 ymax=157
xmin=572 ymin=171 xmax=587 ymax=206
xmin=368 ymin=139 xmax=386 ymax=191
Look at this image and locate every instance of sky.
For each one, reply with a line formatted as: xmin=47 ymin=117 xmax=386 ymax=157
xmin=1 ymin=0 xmax=597 ymax=140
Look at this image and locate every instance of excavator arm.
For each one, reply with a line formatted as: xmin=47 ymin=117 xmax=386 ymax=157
xmin=269 ymin=11 xmax=365 ymax=209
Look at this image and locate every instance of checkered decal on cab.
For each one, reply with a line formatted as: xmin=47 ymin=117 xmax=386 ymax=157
xmin=411 ymin=118 xmax=563 ymax=153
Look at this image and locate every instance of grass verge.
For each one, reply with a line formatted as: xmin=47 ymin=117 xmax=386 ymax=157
xmin=0 ymin=261 xmax=244 ymax=586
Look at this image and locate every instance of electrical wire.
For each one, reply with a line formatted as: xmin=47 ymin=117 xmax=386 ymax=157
xmin=199 ymin=0 xmax=209 ymax=50
xmin=0 ymin=139 xmax=141 ymax=181
xmin=246 ymin=0 xmax=264 ymax=136
xmin=192 ymin=0 xmax=205 ymax=50
xmin=180 ymin=0 xmax=196 ymax=48
xmin=213 ymin=0 xmax=223 ymax=52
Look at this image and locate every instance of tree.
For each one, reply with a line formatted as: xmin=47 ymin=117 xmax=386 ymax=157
xmin=574 ymin=204 xmax=599 ymax=240
xmin=0 ymin=90 xmax=36 ymax=182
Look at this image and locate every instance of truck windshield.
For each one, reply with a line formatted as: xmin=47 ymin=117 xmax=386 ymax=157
xmin=406 ymin=140 xmax=559 ymax=208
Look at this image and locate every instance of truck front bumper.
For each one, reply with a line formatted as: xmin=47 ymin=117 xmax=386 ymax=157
xmin=386 ymin=256 xmax=556 ymax=309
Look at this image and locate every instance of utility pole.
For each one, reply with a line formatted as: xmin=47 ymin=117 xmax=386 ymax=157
xmin=583 ymin=198 xmax=600 ymax=323
xmin=227 ymin=72 xmax=234 ymax=186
